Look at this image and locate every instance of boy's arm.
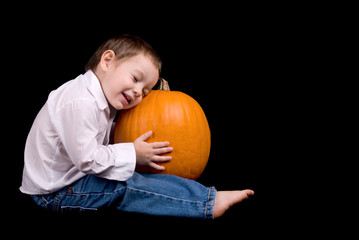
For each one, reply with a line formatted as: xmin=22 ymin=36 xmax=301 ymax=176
xmin=109 ymin=125 xmax=173 ymax=171
xmin=53 ymin=100 xmax=136 ymax=181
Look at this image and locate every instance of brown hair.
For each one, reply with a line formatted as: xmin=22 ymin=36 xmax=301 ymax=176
xmin=85 ymin=34 xmax=162 ymax=74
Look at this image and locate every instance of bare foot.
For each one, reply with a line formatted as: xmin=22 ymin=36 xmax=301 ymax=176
xmin=213 ymin=189 xmax=254 ymax=219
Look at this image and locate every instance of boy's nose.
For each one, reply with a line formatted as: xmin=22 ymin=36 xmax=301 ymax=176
xmin=133 ymin=88 xmax=142 ymax=97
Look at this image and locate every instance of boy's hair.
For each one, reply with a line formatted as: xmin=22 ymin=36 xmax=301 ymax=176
xmin=85 ymin=34 xmax=162 ymax=74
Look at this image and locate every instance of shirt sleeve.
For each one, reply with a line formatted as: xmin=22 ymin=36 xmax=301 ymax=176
xmin=51 ymin=99 xmax=136 ymax=181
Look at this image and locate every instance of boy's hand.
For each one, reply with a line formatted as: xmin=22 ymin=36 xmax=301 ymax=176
xmin=134 ymin=131 xmax=173 ymax=171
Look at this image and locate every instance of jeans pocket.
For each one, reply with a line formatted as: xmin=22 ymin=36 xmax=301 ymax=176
xmin=59 ymin=193 xmax=98 ymax=213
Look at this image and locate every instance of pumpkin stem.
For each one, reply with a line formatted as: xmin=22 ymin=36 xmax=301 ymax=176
xmin=158 ymin=78 xmax=170 ymax=91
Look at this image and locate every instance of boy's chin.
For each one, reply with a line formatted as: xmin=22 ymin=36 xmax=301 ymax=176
xmin=120 ymin=103 xmax=140 ymax=110
xmin=112 ymin=100 xmax=139 ymax=110
xmin=108 ymin=102 xmax=123 ymax=111
xmin=111 ymin=100 xmax=127 ymax=110
xmin=115 ymin=105 xmax=132 ymax=110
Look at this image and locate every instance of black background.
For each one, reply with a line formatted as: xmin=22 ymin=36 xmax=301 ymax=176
xmin=3 ymin=3 xmax=321 ymax=237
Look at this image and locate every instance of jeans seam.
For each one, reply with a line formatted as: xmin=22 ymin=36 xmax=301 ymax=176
xmin=126 ymin=186 xmax=204 ymax=205
xmin=205 ymin=187 xmax=212 ymax=217
xmin=41 ymin=195 xmax=50 ymax=206
xmin=205 ymin=187 xmax=216 ymax=219
xmin=68 ymin=186 xmax=126 ymax=196
xmin=60 ymin=206 xmax=98 ymax=211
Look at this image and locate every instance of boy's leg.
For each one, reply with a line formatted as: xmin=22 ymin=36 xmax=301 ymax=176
xmin=32 ymin=174 xmax=127 ymax=212
xmin=119 ymin=173 xmax=216 ymax=219
xmin=32 ymin=172 xmax=216 ymax=219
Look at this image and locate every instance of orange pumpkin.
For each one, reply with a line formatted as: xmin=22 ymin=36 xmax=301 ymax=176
xmin=114 ymin=79 xmax=211 ymax=180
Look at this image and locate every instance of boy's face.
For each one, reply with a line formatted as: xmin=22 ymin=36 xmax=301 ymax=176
xmin=97 ymin=52 xmax=159 ymax=110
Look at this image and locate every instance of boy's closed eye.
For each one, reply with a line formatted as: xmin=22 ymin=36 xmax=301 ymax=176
xmin=131 ymin=76 xmax=143 ymax=95
xmin=133 ymin=76 xmax=151 ymax=97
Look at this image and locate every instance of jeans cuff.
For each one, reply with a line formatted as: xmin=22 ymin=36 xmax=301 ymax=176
xmin=205 ymin=186 xmax=217 ymax=219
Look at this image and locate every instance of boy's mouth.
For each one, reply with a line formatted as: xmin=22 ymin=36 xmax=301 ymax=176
xmin=122 ymin=93 xmax=132 ymax=104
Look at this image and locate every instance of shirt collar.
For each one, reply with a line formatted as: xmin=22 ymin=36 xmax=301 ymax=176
xmin=83 ymin=70 xmax=109 ymax=111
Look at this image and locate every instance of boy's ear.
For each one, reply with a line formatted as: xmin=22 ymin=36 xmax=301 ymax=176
xmin=99 ymin=50 xmax=116 ymax=72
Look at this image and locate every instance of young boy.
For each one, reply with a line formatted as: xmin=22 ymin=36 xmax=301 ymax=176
xmin=20 ymin=34 xmax=254 ymax=219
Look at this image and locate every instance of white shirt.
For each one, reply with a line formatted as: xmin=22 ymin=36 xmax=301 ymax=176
xmin=20 ymin=70 xmax=136 ymax=195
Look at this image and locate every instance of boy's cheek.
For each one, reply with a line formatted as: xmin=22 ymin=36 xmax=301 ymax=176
xmin=133 ymin=98 xmax=143 ymax=107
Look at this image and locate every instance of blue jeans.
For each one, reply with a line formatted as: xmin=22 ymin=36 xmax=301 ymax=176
xmin=32 ymin=172 xmax=216 ymax=219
